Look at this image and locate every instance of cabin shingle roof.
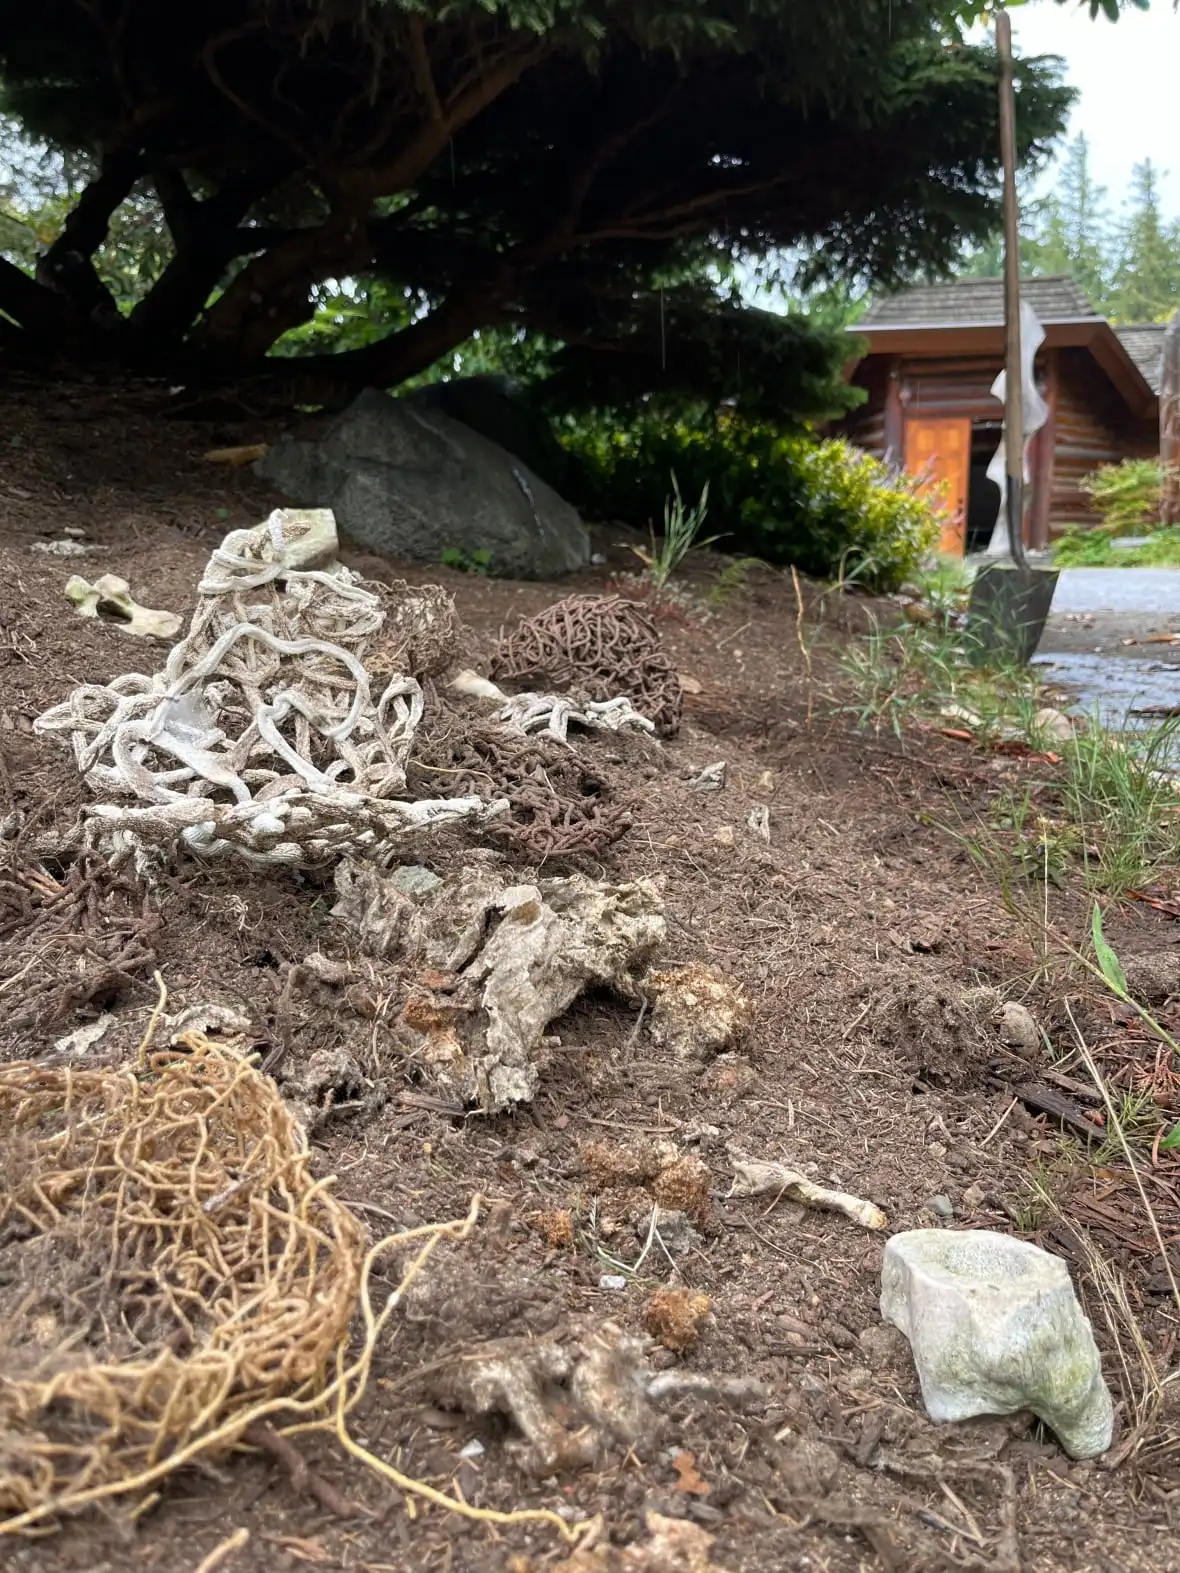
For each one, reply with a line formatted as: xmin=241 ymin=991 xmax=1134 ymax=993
xmin=861 ymin=275 xmax=1099 ymax=328
xmin=1112 ymin=324 xmax=1167 ymax=394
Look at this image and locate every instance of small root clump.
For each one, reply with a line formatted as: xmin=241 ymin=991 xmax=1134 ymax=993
xmin=643 ymin=1288 xmax=712 ymax=1354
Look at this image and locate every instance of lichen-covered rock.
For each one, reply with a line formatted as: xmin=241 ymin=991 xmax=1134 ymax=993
xmin=1122 ymin=950 xmax=1180 ymax=1005
xmin=881 ymin=1229 xmax=1113 ymax=1459
xmin=335 ymin=864 xmax=665 ymax=1111
xmin=997 ymin=999 xmax=1040 ymax=1053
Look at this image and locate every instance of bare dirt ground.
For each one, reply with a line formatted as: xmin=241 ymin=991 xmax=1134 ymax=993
xmin=3 ymin=375 xmax=1180 ymax=1573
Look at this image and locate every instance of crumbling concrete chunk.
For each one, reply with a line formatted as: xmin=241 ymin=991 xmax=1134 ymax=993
xmin=344 ymin=869 xmax=665 ymax=1111
xmin=426 ymin=1320 xmax=654 ymax=1475
xmin=881 ymin=1229 xmax=1113 ymax=1459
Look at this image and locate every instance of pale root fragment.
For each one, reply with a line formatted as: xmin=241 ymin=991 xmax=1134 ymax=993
xmin=727 ymin=1149 xmax=888 ymax=1231
xmin=65 ymin=573 xmax=182 ymax=640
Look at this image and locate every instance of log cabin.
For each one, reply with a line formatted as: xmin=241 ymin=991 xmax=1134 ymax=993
xmin=837 ymin=277 xmax=1166 ymax=554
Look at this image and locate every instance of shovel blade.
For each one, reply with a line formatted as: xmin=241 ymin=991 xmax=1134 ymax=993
xmin=965 ymin=563 xmax=1059 ymax=667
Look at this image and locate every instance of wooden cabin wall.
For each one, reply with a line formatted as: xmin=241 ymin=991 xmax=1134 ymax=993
xmin=842 ymin=360 xmax=889 ymax=457
xmin=1050 ymin=349 xmax=1158 ymax=528
xmin=841 ymin=346 xmax=1160 ymax=535
xmin=897 ymin=355 xmax=1003 ymax=421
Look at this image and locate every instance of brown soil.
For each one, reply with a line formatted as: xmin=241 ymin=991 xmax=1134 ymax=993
xmin=3 ymin=376 xmax=1180 ymax=1573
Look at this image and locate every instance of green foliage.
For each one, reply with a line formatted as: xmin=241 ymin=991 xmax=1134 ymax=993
xmin=1051 ymin=458 xmax=1177 ymax=566
xmin=0 ymin=114 xmax=171 ymax=311
xmin=1082 ymin=458 xmax=1165 ymax=534
xmin=1056 ymin=718 xmax=1180 ymax=894
xmin=1109 ymin=161 xmax=1180 ymax=324
xmin=628 ymin=476 xmax=718 ymax=593
xmin=562 ymin=416 xmax=940 ymax=591
xmin=1028 ymin=135 xmax=1112 ymax=308
xmin=708 ymin=555 xmax=764 ymax=608
xmin=1091 ymin=904 xmax=1129 ymax=996
xmin=439 ymin=545 xmax=492 ymax=574
xmin=1052 ymin=524 xmax=1180 ymax=568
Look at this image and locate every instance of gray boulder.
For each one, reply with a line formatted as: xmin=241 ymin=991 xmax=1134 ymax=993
xmin=255 ymin=388 xmax=590 ymax=579
xmin=407 ymin=376 xmax=572 ymax=493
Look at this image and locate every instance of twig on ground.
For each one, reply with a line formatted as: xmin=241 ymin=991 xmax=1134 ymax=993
xmin=790 ymin=567 xmax=814 ymax=729
xmin=244 ymin=1423 xmax=361 ymax=1519
xmin=192 ymin=1529 xmax=250 ymax=1573
xmin=980 ymin=1097 xmax=1019 ymax=1147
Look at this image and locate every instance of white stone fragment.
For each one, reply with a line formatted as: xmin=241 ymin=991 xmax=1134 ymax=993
xmin=881 ymin=1229 xmax=1113 ymax=1459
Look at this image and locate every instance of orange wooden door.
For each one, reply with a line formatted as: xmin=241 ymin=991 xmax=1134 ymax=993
xmin=903 ymin=416 xmax=971 ymax=555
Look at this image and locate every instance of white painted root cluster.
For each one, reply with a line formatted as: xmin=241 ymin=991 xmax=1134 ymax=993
xmin=35 ymin=510 xmax=504 ymax=869
xmin=447 ymin=672 xmax=656 ymax=744
xmin=496 ymin=692 xmax=655 ymax=744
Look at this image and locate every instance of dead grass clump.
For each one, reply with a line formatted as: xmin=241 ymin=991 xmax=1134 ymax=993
xmin=581 ymin=1138 xmax=679 ymax=1189
xmin=643 ymin=1288 xmax=711 ymax=1354
xmin=0 ymin=1032 xmax=365 ymax=1534
xmin=650 ymin=1156 xmax=714 ymax=1228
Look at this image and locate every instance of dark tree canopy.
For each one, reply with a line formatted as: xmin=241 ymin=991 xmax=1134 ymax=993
xmin=0 ymin=0 xmax=1075 ymax=413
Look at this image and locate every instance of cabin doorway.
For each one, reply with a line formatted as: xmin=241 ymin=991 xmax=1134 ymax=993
xmin=966 ymin=421 xmax=1003 ymax=553
xmin=902 ymin=416 xmax=970 ymax=555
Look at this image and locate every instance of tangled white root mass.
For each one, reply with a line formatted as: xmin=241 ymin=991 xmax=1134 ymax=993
xmin=34 ymin=510 xmax=506 ymax=869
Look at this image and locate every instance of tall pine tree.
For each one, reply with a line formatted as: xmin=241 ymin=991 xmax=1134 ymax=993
xmin=1109 ymin=160 xmax=1180 ymax=323
xmin=1028 ymin=134 xmax=1110 ymax=307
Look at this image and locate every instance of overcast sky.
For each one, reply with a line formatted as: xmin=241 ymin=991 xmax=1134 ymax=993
xmin=1009 ymin=0 xmax=1180 ymax=215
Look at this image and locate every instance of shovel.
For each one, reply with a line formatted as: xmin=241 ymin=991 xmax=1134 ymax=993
xmin=965 ymin=8 xmax=1058 ymax=668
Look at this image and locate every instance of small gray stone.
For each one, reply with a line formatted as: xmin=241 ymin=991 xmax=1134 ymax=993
xmin=929 ymin=1194 xmax=955 ymax=1219
xmin=648 ymin=1207 xmax=701 ymax=1256
xmin=998 ymin=1001 xmax=1041 ymax=1054
xmin=691 ymin=761 xmax=727 ymax=792
xmin=599 ymin=1274 xmax=627 ymax=1292
xmin=1032 ymin=706 xmax=1074 ymax=743
xmin=857 ymin=1323 xmax=907 ymax=1365
xmin=390 ymin=864 xmax=444 ymax=900
xmin=881 ymin=1229 xmax=1113 ymax=1459
xmin=1122 ymin=950 xmax=1180 ymax=1005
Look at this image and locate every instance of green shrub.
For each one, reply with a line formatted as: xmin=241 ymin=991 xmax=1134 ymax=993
xmin=559 ymin=414 xmax=939 ymax=593
xmin=1080 ymin=458 xmax=1165 ymax=536
xmin=1053 ymin=523 xmax=1180 ymax=568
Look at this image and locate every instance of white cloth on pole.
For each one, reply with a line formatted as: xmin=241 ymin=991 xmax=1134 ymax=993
xmin=985 ymin=298 xmax=1049 ymax=557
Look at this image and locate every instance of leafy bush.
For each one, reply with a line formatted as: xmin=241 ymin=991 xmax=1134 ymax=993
xmin=1053 ymin=523 xmax=1180 ymax=568
xmin=560 ymin=415 xmax=939 ymax=592
xmin=1080 ymin=458 xmax=1165 ymax=536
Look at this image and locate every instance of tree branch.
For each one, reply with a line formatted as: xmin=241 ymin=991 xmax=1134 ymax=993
xmin=239 ymin=279 xmax=509 ymax=400
xmin=0 ymin=257 xmax=93 ymax=342
xmin=407 ymin=15 xmax=444 ymax=122
xmin=539 ymin=93 xmax=677 ymax=256
xmin=129 ymin=171 xmax=287 ymax=344
xmin=36 ymin=149 xmax=143 ymax=319
xmin=360 ymin=39 xmax=551 ymax=198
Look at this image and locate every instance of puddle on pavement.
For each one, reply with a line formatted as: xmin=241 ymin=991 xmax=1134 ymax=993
xmin=1031 ymin=649 xmax=1180 ymax=767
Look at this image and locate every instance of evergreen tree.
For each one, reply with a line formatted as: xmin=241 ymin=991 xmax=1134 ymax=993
xmin=1029 ymin=134 xmax=1111 ymax=307
xmin=1109 ymin=159 xmax=1180 ymax=323
xmin=0 ymin=0 xmax=1072 ymax=410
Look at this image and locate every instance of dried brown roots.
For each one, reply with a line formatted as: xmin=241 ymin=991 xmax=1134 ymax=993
xmin=0 ymin=1033 xmax=364 ymax=1531
xmin=492 ymin=595 xmax=682 ymax=738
